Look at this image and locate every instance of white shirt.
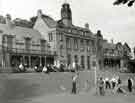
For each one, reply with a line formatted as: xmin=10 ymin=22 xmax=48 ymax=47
xmin=19 ymin=64 xmax=24 ymax=70
xmin=105 ymin=78 xmax=109 ymax=81
xmin=43 ymin=66 xmax=47 ymax=72
xmin=73 ymin=75 xmax=78 ymax=82
xmin=72 ymin=62 xmax=76 ymax=69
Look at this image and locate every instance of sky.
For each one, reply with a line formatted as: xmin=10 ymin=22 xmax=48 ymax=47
xmin=0 ymin=0 xmax=135 ymax=49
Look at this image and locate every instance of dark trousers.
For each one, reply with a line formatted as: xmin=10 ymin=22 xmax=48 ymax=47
xmin=72 ymin=82 xmax=76 ymax=94
xmin=99 ymin=87 xmax=104 ymax=96
xmin=112 ymin=82 xmax=116 ymax=89
xmin=128 ymin=85 xmax=132 ymax=92
xmin=106 ymin=81 xmax=111 ymax=89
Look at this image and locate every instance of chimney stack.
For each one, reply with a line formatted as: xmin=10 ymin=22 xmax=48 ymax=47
xmin=85 ymin=23 xmax=89 ymax=29
xmin=111 ymin=38 xmax=114 ymax=44
xmin=37 ymin=9 xmax=43 ymax=18
xmin=6 ymin=14 xmax=14 ymax=28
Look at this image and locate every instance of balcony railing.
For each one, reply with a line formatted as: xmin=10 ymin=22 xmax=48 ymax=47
xmin=0 ymin=46 xmax=56 ymax=56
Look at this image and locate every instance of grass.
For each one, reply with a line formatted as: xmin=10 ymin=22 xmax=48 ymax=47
xmin=0 ymin=71 xmax=135 ymax=103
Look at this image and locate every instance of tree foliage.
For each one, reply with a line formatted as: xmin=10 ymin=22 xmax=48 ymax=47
xmin=113 ymin=0 xmax=135 ymax=7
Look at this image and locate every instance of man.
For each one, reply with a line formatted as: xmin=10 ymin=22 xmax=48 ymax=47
xmin=111 ymin=77 xmax=116 ymax=89
xmin=72 ymin=61 xmax=76 ymax=72
xmin=72 ymin=73 xmax=78 ymax=94
xmin=19 ymin=63 xmax=25 ymax=72
xmin=42 ymin=65 xmax=48 ymax=73
xmin=105 ymin=77 xmax=111 ymax=89
xmin=128 ymin=77 xmax=134 ymax=92
xmin=98 ymin=77 xmax=105 ymax=96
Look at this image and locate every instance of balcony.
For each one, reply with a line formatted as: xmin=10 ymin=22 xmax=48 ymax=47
xmin=1 ymin=46 xmax=55 ymax=56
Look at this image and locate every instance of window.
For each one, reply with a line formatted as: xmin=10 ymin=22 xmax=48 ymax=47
xmin=66 ymin=37 xmax=71 ymax=49
xmin=48 ymin=32 xmax=53 ymax=41
xmin=74 ymin=38 xmax=78 ymax=50
xmin=74 ymin=55 xmax=78 ymax=63
xmin=87 ymin=56 xmax=90 ymax=69
xmin=80 ymin=39 xmax=84 ymax=51
xmin=60 ymin=45 xmax=63 ymax=57
xmin=59 ymin=32 xmax=63 ymax=41
xmin=67 ymin=54 xmax=71 ymax=65
xmin=86 ymin=40 xmax=90 ymax=52
xmin=81 ymin=55 xmax=85 ymax=69
xmin=40 ymin=40 xmax=46 ymax=52
xmin=7 ymin=36 xmax=13 ymax=50
xmin=25 ymin=37 xmax=31 ymax=51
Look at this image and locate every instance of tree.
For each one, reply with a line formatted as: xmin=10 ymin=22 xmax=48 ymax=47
xmin=133 ymin=47 xmax=135 ymax=58
xmin=113 ymin=0 xmax=135 ymax=7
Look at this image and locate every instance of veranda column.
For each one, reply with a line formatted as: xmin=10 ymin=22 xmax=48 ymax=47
xmin=44 ymin=56 xmax=46 ymax=66
xmin=39 ymin=56 xmax=42 ymax=66
xmin=23 ymin=55 xmax=25 ymax=64
xmin=29 ymin=56 xmax=31 ymax=68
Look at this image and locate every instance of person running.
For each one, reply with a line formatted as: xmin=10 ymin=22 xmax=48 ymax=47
xmin=128 ymin=77 xmax=134 ymax=93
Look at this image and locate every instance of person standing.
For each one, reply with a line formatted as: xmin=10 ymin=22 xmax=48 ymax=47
xmin=111 ymin=77 xmax=116 ymax=89
xmin=98 ymin=77 xmax=105 ymax=96
xmin=72 ymin=73 xmax=78 ymax=94
xmin=105 ymin=77 xmax=111 ymax=89
xmin=128 ymin=77 xmax=134 ymax=92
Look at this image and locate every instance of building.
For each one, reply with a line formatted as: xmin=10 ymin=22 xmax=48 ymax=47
xmin=0 ymin=14 xmax=55 ymax=72
xmin=0 ymin=2 xmax=131 ymax=72
xmin=102 ymin=40 xmax=132 ymax=71
xmin=33 ymin=3 xmax=99 ymax=70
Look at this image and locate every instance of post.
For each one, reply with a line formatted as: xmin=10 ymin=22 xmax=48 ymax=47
xmin=44 ymin=56 xmax=46 ymax=66
xmin=39 ymin=56 xmax=42 ymax=66
xmin=29 ymin=56 xmax=31 ymax=68
xmin=94 ymin=66 xmax=97 ymax=86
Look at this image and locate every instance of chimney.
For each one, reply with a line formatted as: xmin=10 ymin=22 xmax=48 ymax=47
xmin=85 ymin=23 xmax=89 ymax=29
xmin=6 ymin=14 xmax=13 ymax=28
xmin=37 ymin=9 xmax=43 ymax=18
xmin=111 ymin=38 xmax=114 ymax=44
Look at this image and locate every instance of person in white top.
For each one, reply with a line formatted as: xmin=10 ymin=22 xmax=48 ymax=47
xmin=19 ymin=63 xmax=24 ymax=71
xmin=105 ymin=77 xmax=111 ymax=89
xmin=42 ymin=65 xmax=47 ymax=73
xmin=111 ymin=77 xmax=116 ymax=89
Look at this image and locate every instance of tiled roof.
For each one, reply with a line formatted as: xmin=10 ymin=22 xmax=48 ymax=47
xmin=0 ymin=23 xmax=43 ymax=42
xmin=32 ymin=15 xmax=57 ymax=28
xmin=42 ymin=15 xmax=57 ymax=28
xmin=102 ymin=42 xmax=116 ymax=49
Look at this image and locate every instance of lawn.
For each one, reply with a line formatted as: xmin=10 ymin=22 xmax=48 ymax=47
xmin=0 ymin=71 xmax=134 ymax=103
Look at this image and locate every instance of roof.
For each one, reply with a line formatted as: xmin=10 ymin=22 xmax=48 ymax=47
xmin=0 ymin=23 xmax=43 ymax=42
xmin=42 ymin=15 xmax=57 ymax=28
xmin=31 ymin=14 xmax=57 ymax=28
xmin=102 ymin=42 xmax=116 ymax=49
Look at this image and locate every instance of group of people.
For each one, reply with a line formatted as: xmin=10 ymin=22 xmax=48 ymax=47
xmin=97 ymin=75 xmax=134 ymax=96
